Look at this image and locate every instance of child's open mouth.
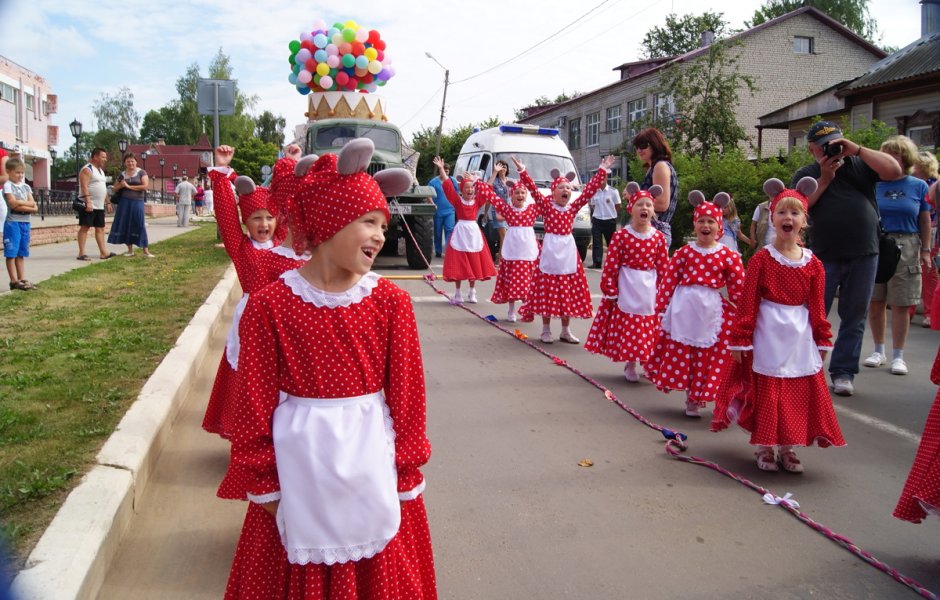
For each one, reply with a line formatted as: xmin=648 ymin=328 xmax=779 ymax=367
xmin=362 ymin=247 xmax=377 ymax=260
xmin=639 ymin=210 xmax=649 ymax=219
xmin=781 ymin=224 xmax=794 ymax=233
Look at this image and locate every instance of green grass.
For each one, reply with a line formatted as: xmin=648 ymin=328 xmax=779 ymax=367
xmin=0 ymin=224 xmax=231 ymax=572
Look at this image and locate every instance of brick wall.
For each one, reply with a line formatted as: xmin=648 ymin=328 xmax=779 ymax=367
xmin=30 ymin=221 xmax=112 ymax=246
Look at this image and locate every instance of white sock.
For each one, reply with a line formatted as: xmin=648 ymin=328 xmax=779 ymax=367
xmin=542 ymin=323 xmax=552 ymax=335
xmin=893 ymin=348 xmax=904 ymax=360
xmin=561 ymin=325 xmax=571 ymax=336
xmin=508 ymin=301 xmax=516 ymax=312
xmin=875 ymin=343 xmax=885 ymax=355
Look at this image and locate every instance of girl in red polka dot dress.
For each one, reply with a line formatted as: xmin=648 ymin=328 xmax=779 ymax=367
xmin=711 ymin=178 xmax=845 ymax=473
xmin=202 ymin=144 xmax=311 ymax=438
xmin=585 ymin=182 xmax=669 ymax=381
xmin=217 ymin=139 xmax=437 ymax=599
xmin=432 ymin=156 xmax=496 ymax=304
xmin=645 ymin=191 xmax=745 ymax=417
xmin=513 ymin=154 xmax=617 ymax=344
xmin=474 ymin=179 xmax=540 ymax=321
xmin=894 ymin=346 xmax=940 ymax=522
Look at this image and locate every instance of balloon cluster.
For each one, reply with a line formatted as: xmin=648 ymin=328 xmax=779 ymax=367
xmin=288 ymin=19 xmax=395 ymax=95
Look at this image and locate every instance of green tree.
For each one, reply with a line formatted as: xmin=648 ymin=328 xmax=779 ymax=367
xmin=92 ymin=87 xmax=140 ymax=139
xmin=654 ymin=39 xmax=757 ymax=160
xmin=229 ymin=137 xmax=279 ymax=183
xmin=254 ymin=110 xmax=287 ymax=147
xmin=140 ymin=105 xmax=186 ymax=144
xmin=514 ymin=92 xmax=582 ymax=122
xmin=411 ymin=117 xmax=501 ymax=183
xmin=748 ymin=0 xmax=881 ymax=46
xmin=641 ymin=11 xmax=732 ymax=59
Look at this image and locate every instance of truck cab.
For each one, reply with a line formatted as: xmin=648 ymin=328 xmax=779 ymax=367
xmin=455 ymin=124 xmax=592 ymax=260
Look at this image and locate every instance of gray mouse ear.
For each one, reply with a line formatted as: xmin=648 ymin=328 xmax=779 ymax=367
xmin=337 ymin=138 xmax=374 ymax=175
xmin=294 ymin=154 xmax=319 ymax=177
xmin=374 ymin=168 xmax=413 ymax=198
xmin=566 ymin=171 xmax=576 ymax=182
xmin=795 ymin=176 xmax=818 ymax=198
xmin=688 ymin=190 xmax=706 ymax=207
xmin=712 ymin=192 xmax=731 ymax=208
xmin=234 ymin=176 xmax=256 ymax=196
xmin=624 ymin=181 xmax=640 ymax=198
xmin=647 ymin=184 xmax=663 ymax=199
xmin=549 ymin=168 xmax=561 ymax=180
xmin=763 ymin=178 xmax=786 ymax=199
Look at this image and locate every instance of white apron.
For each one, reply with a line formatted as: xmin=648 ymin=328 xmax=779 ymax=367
xmin=449 ymin=219 xmax=484 ymax=252
xmin=752 ymin=300 xmax=822 ymax=377
xmin=501 ymin=226 xmax=539 ymax=261
xmin=225 ymin=293 xmax=250 ymax=370
xmin=617 ymin=267 xmax=657 ymax=315
xmin=661 ymin=285 xmax=724 ymax=347
xmin=539 ymin=233 xmax=578 ymax=275
xmin=272 ymin=390 xmax=401 ymax=565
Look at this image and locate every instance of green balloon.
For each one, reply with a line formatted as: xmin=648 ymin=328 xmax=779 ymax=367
xmin=342 ymin=28 xmax=356 ymax=42
xmin=341 ymin=53 xmax=356 ymax=68
xmin=289 ymin=40 xmax=301 ymax=53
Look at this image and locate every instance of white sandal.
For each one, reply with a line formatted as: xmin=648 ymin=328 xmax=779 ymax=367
xmin=755 ymin=447 xmax=779 ymax=472
xmin=778 ymin=449 xmax=804 ymax=473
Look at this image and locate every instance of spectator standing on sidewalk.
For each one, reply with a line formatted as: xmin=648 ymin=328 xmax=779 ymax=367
xmin=203 ymin=180 xmax=214 ymax=215
xmin=76 ymin=147 xmax=112 ymax=261
xmin=587 ymin=173 xmax=621 ymax=268
xmin=175 ymin=175 xmax=197 ymax=227
xmin=428 ymin=161 xmax=457 ymax=257
xmin=792 ymin=121 xmax=903 ymax=397
xmin=3 ymin=157 xmax=39 ymax=290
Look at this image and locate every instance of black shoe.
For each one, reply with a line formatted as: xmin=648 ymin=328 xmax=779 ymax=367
xmin=435 ymin=252 xmax=442 ymax=258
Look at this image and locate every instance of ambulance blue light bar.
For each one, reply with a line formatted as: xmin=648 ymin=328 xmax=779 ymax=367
xmin=499 ymin=124 xmax=559 ymax=136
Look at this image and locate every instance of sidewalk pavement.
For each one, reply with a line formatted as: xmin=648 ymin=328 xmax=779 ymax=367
xmin=4 ymin=216 xmax=202 ymax=292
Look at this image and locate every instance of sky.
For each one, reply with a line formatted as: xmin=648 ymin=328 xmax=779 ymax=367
xmin=0 ymin=0 xmax=926 ymax=156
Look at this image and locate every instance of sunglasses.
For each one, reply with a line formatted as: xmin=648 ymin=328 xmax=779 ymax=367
xmin=634 ymin=142 xmax=650 ymax=151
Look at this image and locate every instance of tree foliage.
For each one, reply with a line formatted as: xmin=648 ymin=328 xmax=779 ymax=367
xmin=229 ymin=136 xmax=279 ymax=184
xmin=748 ymin=0 xmax=880 ymax=45
xmin=653 ymin=39 xmax=757 ymax=160
xmin=140 ymin=105 xmax=186 ymax=145
xmin=640 ymin=11 xmax=733 ymax=59
xmin=410 ymin=117 xmax=501 ymax=183
xmin=92 ymin=87 xmax=140 ymax=139
xmin=254 ymin=111 xmax=287 ymax=147
xmin=514 ymin=91 xmax=582 ymax=122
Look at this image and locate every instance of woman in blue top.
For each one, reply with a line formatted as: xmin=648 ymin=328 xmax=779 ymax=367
xmin=632 ymin=128 xmax=678 ymax=248
xmin=862 ymin=135 xmax=930 ymax=376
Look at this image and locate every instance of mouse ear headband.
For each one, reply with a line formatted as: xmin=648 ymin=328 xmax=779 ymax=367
xmin=623 ymin=181 xmax=661 ymax=210
xmin=764 ymin=177 xmax=817 ymax=214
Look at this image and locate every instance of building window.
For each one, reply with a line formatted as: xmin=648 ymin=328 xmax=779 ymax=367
xmin=25 ymin=93 xmax=34 ymax=112
xmin=568 ymin=117 xmax=582 ymax=150
xmin=606 ymin=105 xmax=621 ymax=133
xmin=627 ymin=97 xmax=647 ymax=134
xmin=793 ymin=36 xmax=814 ymax=54
xmin=0 ymin=83 xmax=14 ymax=104
xmin=907 ymin=125 xmax=935 ymax=149
xmin=653 ymin=94 xmax=674 ymax=121
xmin=586 ymin=112 xmax=600 ymax=147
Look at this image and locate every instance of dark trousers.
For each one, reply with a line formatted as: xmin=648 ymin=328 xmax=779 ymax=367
xmin=591 ymin=217 xmax=617 ymax=266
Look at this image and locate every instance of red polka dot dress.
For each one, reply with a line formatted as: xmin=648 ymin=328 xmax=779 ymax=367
xmin=585 ymin=226 xmax=669 ymax=363
xmin=202 ymin=165 xmax=307 ymax=439
xmin=218 ymin=271 xmax=437 ymax=599
xmin=894 ymin=347 xmax=940 ymax=523
xmin=474 ymin=181 xmax=540 ymax=304
xmin=441 ymin=179 xmax=496 ymax=282
xmin=645 ymin=242 xmax=744 ymax=405
xmin=517 ymin=168 xmax=609 ymax=321
xmin=709 ymin=246 xmax=845 ymax=447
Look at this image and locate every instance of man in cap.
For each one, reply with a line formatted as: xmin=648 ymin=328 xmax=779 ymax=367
xmin=792 ymin=120 xmax=902 ymax=397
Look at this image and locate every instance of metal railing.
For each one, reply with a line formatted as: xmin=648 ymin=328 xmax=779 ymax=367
xmin=32 ymin=188 xmax=175 ymax=220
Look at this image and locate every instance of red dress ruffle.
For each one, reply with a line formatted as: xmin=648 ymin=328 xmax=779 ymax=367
xmin=894 ymin=348 xmax=940 ymax=523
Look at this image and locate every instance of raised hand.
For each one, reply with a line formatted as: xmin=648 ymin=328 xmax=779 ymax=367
xmin=510 ymin=155 xmax=525 ymax=172
xmin=284 ymin=143 xmax=302 ymax=161
xmin=599 ymin=155 xmax=616 ymax=171
xmin=215 ymin=145 xmax=235 ymax=168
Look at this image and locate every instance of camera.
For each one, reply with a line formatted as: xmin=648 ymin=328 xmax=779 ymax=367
xmin=823 ymin=142 xmax=843 ymax=158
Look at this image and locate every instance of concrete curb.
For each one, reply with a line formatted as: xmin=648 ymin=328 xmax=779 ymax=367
xmin=11 ymin=266 xmax=240 ymax=600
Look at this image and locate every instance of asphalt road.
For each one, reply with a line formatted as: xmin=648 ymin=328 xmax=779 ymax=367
xmin=97 ymin=256 xmax=939 ymax=599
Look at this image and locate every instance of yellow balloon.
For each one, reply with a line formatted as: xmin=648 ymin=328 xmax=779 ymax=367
xmin=364 ymin=47 xmax=378 ymax=61
xmin=316 ymin=62 xmax=330 ymax=76
xmin=344 ymin=20 xmax=358 ymax=30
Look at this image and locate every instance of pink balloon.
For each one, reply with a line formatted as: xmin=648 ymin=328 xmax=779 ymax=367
xmin=319 ymin=75 xmax=334 ymax=89
xmin=312 ymin=18 xmax=327 ymax=30
xmin=299 ymin=32 xmax=312 ymax=42
xmin=325 ymin=44 xmax=339 ymax=56
xmin=355 ymin=28 xmax=369 ymax=43
xmin=326 ymin=54 xmax=340 ymax=68
xmin=339 ymin=42 xmax=352 ymax=55
xmin=297 ymin=69 xmax=312 ymax=84
xmin=295 ymin=48 xmax=312 ymax=64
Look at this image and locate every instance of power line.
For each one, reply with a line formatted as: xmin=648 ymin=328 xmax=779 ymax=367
xmin=397 ymin=83 xmax=444 ymax=129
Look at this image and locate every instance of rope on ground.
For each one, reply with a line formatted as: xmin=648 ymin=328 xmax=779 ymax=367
xmin=417 ymin=274 xmax=937 ymax=600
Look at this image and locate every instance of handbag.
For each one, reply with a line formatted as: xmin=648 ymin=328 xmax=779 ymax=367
xmin=72 ymin=193 xmax=87 ymax=212
xmin=875 ymin=226 xmax=902 ymax=284
xmin=110 ymin=188 xmax=123 ymax=205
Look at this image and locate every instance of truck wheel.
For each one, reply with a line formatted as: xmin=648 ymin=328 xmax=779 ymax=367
xmin=405 ymin=215 xmax=434 ymax=269
xmin=576 ymin=239 xmax=589 ymax=262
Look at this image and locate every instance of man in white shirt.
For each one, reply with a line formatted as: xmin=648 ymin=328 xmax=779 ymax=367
xmin=588 ymin=173 xmax=621 ymax=268
xmin=76 ymin=148 xmax=114 ymax=260
xmin=174 ymin=175 xmax=197 ymax=227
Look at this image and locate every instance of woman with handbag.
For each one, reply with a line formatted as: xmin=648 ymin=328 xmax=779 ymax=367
xmin=862 ymin=136 xmax=931 ymax=376
xmin=107 ymin=153 xmax=156 ymax=258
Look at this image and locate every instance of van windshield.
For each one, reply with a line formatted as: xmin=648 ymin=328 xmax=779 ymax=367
xmin=311 ymin=124 xmax=400 ymax=152
xmin=495 ymin=153 xmax=580 ymax=186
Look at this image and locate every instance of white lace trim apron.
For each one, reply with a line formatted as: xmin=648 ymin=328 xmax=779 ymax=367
xmin=661 ymin=285 xmax=723 ymax=347
xmin=752 ymin=300 xmax=823 ymax=377
xmin=501 ymin=226 xmax=539 ymax=261
xmin=272 ymin=390 xmax=400 ymax=565
xmin=225 ymin=293 xmax=250 ymax=370
xmin=539 ymin=233 xmax=578 ymax=275
xmin=617 ymin=267 xmax=657 ymax=315
xmin=450 ymin=219 xmax=484 ymax=252
xmin=251 ymin=239 xmax=275 ymax=250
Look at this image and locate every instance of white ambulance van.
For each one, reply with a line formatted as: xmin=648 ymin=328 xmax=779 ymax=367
xmin=454 ymin=124 xmax=592 ymax=260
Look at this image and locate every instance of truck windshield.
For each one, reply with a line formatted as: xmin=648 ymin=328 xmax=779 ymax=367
xmin=312 ymin=125 xmax=400 ymax=152
xmin=494 ymin=153 xmax=580 ymax=186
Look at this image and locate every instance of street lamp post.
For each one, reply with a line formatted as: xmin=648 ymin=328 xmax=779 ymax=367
xmin=44 ymin=147 xmax=57 ymax=220
xmin=69 ymin=119 xmax=83 ymax=181
xmin=425 ymin=52 xmax=449 ymax=157
xmin=159 ymin=158 xmax=165 ymax=202
xmin=118 ymin=139 xmax=128 ymax=156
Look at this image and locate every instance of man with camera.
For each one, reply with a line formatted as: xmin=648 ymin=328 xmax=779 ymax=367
xmin=793 ymin=121 xmax=903 ymax=397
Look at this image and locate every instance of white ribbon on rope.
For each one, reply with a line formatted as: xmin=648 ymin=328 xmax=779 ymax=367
xmin=762 ymin=492 xmax=800 ymax=509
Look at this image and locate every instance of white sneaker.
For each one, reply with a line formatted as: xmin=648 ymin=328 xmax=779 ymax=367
xmin=685 ymin=400 xmax=701 ymax=418
xmin=506 ymin=310 xmax=518 ymax=323
xmin=890 ymin=358 xmax=909 ymax=375
xmin=863 ymin=352 xmax=886 ymax=368
xmin=832 ymin=377 xmax=854 ymax=396
xmin=559 ymin=331 xmax=580 ymax=344
xmin=450 ymin=290 xmax=463 ymax=305
xmin=623 ymin=363 xmax=639 ymax=383
xmin=540 ymin=331 xmax=554 ymax=344
xmin=466 ymin=289 xmax=478 ymax=304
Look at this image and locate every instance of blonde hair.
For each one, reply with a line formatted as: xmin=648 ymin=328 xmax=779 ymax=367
xmin=880 ymin=135 xmax=918 ymax=173
xmin=914 ymin=151 xmax=939 ymax=180
xmin=722 ymin=197 xmax=739 ymax=221
xmin=5 ymin=157 xmax=24 ymax=172
xmin=772 ymin=195 xmax=810 ymax=237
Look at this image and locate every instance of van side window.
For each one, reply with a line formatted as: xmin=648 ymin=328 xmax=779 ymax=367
xmin=479 ymin=154 xmax=491 ymax=176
